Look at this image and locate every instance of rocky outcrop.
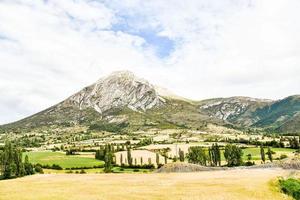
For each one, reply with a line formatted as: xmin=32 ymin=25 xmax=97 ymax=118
xmin=199 ymin=97 xmax=273 ymax=125
xmin=64 ymin=71 xmax=165 ymax=114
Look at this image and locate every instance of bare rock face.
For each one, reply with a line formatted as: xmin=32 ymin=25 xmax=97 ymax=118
xmin=64 ymin=71 xmax=165 ymax=114
xmin=199 ymin=97 xmax=272 ymax=125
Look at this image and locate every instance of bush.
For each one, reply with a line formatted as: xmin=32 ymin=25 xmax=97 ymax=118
xmin=40 ymin=164 xmax=63 ymax=170
xmin=279 ymin=178 xmax=300 ymax=200
xmin=133 ymin=169 xmax=140 ymax=172
xmin=157 ymin=164 xmax=164 ymax=169
xmin=34 ymin=164 xmax=44 ymax=174
xmin=118 ymin=164 xmax=155 ymax=169
xmin=66 ymin=170 xmax=73 ymax=174
xmin=79 ymin=169 xmax=86 ymax=174
xmin=51 ymin=164 xmax=63 ymax=170
xmin=244 ymin=161 xmax=255 ymax=166
xmin=280 ymin=154 xmax=288 ymax=160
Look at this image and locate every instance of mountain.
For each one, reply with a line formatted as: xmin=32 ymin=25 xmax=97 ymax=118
xmin=0 ymin=71 xmax=215 ymax=133
xmin=252 ymin=95 xmax=300 ymax=133
xmin=65 ymin=71 xmax=165 ymax=113
xmin=0 ymin=71 xmax=300 ymax=134
xmin=198 ymin=97 xmax=273 ymax=126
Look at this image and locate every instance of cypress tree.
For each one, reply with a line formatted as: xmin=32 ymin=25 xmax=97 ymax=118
xmin=156 ymin=153 xmax=160 ymax=166
xmin=260 ymin=145 xmax=265 ymax=163
xmin=24 ymin=155 xmax=34 ymax=175
xmin=127 ymin=146 xmax=132 ymax=166
xmin=179 ymin=149 xmax=185 ymax=162
xmin=104 ymin=144 xmax=114 ymax=173
xmin=120 ymin=153 xmax=123 ymax=165
xmin=266 ymin=147 xmax=273 ymax=162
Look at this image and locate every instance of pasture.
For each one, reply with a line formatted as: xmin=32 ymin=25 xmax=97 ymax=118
xmin=23 ymin=151 xmax=104 ymax=169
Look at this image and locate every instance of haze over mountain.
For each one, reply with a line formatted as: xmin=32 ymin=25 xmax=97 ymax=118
xmin=1 ymin=71 xmax=299 ymax=134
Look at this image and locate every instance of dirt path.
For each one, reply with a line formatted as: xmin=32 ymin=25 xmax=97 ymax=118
xmin=0 ymin=169 xmax=293 ymax=200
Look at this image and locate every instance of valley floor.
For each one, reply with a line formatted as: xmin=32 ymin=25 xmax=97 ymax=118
xmin=0 ymin=169 xmax=293 ymax=200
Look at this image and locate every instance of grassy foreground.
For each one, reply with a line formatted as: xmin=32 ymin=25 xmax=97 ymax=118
xmin=0 ymin=169 xmax=292 ymax=200
xmin=23 ymin=151 xmax=104 ymax=168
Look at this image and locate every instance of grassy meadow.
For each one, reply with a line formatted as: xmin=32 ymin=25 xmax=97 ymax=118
xmin=23 ymin=151 xmax=104 ymax=169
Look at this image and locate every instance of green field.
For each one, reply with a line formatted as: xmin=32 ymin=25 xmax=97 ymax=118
xmin=242 ymin=148 xmax=295 ymax=161
xmin=23 ymin=151 xmax=104 ymax=169
xmin=218 ymin=147 xmax=295 ymax=161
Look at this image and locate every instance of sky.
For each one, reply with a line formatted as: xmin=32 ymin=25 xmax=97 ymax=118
xmin=0 ymin=0 xmax=300 ymax=124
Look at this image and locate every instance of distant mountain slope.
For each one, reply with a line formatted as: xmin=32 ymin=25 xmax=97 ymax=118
xmin=198 ymin=97 xmax=273 ymax=126
xmin=252 ymin=95 xmax=300 ymax=133
xmin=0 ymin=71 xmax=299 ymax=134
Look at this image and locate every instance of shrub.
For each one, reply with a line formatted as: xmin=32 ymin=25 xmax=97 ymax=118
xmin=51 ymin=164 xmax=63 ymax=170
xmin=79 ymin=169 xmax=86 ymax=174
xmin=244 ymin=161 xmax=255 ymax=166
xmin=34 ymin=164 xmax=44 ymax=174
xmin=279 ymin=178 xmax=300 ymax=200
xmin=280 ymin=154 xmax=288 ymax=160
xmin=157 ymin=164 xmax=164 ymax=169
xmin=133 ymin=169 xmax=140 ymax=172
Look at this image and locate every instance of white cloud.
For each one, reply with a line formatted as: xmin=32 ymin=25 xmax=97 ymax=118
xmin=0 ymin=0 xmax=299 ymax=124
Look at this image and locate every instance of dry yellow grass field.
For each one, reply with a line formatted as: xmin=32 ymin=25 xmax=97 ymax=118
xmin=0 ymin=169 xmax=293 ymax=200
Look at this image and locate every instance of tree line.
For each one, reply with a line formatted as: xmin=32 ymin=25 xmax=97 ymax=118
xmin=0 ymin=141 xmax=42 ymax=179
xmin=186 ymin=143 xmax=274 ymax=167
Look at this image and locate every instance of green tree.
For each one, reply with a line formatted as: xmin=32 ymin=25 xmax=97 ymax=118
xmin=266 ymin=147 xmax=273 ymax=162
xmin=156 ymin=153 xmax=160 ymax=166
xmin=209 ymin=143 xmax=221 ymax=166
xmin=14 ymin=148 xmax=24 ymax=177
xmin=127 ymin=146 xmax=132 ymax=166
xmin=1 ymin=141 xmax=28 ymax=179
xmin=187 ymin=146 xmax=207 ymax=166
xmin=104 ymin=144 xmax=114 ymax=173
xmin=179 ymin=149 xmax=185 ymax=162
xmin=24 ymin=155 xmax=34 ymax=175
xmin=224 ymin=144 xmax=243 ymax=167
xmin=247 ymin=154 xmax=252 ymax=162
xmin=260 ymin=145 xmax=265 ymax=163
xmin=120 ymin=153 xmax=123 ymax=165
xmin=140 ymin=157 xmax=143 ymax=165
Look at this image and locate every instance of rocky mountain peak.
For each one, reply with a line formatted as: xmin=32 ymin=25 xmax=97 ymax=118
xmin=64 ymin=71 xmax=165 ymax=114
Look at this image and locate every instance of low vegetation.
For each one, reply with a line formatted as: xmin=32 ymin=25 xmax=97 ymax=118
xmin=279 ymin=178 xmax=300 ymax=200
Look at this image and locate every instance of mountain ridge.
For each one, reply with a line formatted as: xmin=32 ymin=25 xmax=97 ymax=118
xmin=1 ymin=71 xmax=299 ymax=134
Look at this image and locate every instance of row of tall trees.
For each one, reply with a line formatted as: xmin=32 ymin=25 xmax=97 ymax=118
xmin=208 ymin=143 xmax=221 ymax=166
xmin=223 ymin=144 xmax=243 ymax=166
xmin=289 ymin=137 xmax=300 ymax=149
xmin=187 ymin=144 xmax=222 ymax=166
xmin=260 ymin=145 xmax=273 ymax=163
xmin=187 ymin=144 xmax=275 ymax=167
xmin=0 ymin=141 xmax=35 ymax=179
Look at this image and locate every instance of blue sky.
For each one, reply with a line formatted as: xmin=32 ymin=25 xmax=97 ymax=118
xmin=0 ymin=0 xmax=300 ymax=124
